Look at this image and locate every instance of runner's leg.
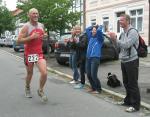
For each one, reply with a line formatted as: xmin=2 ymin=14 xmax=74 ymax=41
xmin=25 ymin=63 xmax=34 ymax=98
xmin=36 ymin=59 xmax=47 ymax=91
xmin=36 ymin=59 xmax=48 ymax=102
xmin=25 ymin=63 xmax=34 ymax=88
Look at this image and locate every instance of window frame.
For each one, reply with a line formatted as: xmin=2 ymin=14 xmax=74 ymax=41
xmin=129 ymin=8 xmax=144 ymax=32
xmin=102 ymin=16 xmax=109 ymax=32
xmin=90 ymin=15 xmax=97 ymax=26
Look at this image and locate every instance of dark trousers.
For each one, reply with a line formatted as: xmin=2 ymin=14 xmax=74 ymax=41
xmin=79 ymin=58 xmax=86 ymax=85
xmin=121 ymin=59 xmax=141 ymax=110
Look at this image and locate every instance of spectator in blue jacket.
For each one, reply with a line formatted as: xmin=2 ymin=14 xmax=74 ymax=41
xmin=86 ymin=25 xmax=104 ymax=94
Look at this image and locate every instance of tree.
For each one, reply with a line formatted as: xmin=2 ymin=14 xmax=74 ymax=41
xmin=17 ymin=0 xmax=81 ymax=35
xmin=0 ymin=6 xmax=15 ymax=36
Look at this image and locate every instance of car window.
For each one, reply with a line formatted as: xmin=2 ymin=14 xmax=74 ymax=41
xmin=103 ymin=35 xmax=111 ymax=44
xmin=1 ymin=37 xmax=5 ymax=39
xmin=61 ymin=34 xmax=72 ymax=41
xmin=55 ymin=35 xmax=60 ymax=40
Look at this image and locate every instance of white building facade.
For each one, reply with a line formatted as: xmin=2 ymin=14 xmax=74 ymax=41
xmin=85 ymin=0 xmax=149 ymax=45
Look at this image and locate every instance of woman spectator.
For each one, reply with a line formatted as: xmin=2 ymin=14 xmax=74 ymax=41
xmin=86 ymin=25 xmax=104 ymax=94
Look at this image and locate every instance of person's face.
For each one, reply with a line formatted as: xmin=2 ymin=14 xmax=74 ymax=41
xmin=75 ymin=27 xmax=81 ymax=35
xmin=119 ymin=16 xmax=128 ymax=28
xmin=29 ymin=10 xmax=39 ymax=22
xmin=71 ymin=28 xmax=75 ymax=36
xmin=92 ymin=27 xmax=97 ymax=36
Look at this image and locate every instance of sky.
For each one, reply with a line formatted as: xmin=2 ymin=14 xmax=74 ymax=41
xmin=3 ymin=0 xmax=17 ymax=11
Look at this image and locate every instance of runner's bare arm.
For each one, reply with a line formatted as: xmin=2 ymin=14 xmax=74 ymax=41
xmin=17 ymin=25 xmax=40 ymax=44
xmin=17 ymin=26 xmax=31 ymax=44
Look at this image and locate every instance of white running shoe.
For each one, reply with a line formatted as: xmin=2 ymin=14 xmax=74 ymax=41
xmin=69 ymin=80 xmax=79 ymax=84
xmin=37 ymin=89 xmax=48 ymax=103
xmin=25 ymin=87 xmax=32 ymax=98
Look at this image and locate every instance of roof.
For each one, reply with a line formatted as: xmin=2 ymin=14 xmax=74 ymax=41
xmin=11 ymin=8 xmax=23 ymax=16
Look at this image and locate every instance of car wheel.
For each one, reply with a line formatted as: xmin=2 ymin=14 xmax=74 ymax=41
xmin=114 ymin=50 xmax=119 ymax=60
xmin=42 ymin=46 xmax=47 ymax=54
xmin=48 ymin=46 xmax=52 ymax=53
xmin=14 ymin=48 xmax=19 ymax=52
xmin=9 ymin=45 xmax=13 ymax=48
xmin=56 ymin=59 xmax=66 ymax=65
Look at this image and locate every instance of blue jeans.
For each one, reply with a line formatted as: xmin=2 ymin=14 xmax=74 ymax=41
xmin=86 ymin=57 xmax=101 ymax=92
xmin=69 ymin=51 xmax=79 ymax=81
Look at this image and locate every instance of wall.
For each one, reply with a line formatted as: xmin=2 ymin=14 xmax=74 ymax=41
xmin=85 ymin=0 xmax=149 ymax=45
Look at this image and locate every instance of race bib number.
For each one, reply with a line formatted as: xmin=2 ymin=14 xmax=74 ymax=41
xmin=28 ymin=54 xmax=39 ymax=63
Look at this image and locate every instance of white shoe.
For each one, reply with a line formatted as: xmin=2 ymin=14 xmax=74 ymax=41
xmin=69 ymin=80 xmax=77 ymax=84
xmin=25 ymin=87 xmax=32 ymax=98
xmin=70 ymin=80 xmax=80 ymax=84
xmin=125 ymin=107 xmax=137 ymax=112
xmin=37 ymin=89 xmax=48 ymax=103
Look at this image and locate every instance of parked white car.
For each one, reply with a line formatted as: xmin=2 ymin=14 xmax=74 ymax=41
xmin=4 ymin=35 xmax=16 ymax=47
xmin=5 ymin=37 xmax=13 ymax=47
xmin=0 ymin=37 xmax=6 ymax=47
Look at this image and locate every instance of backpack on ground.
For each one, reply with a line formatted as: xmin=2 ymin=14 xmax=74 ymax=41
xmin=107 ymin=72 xmax=121 ymax=88
xmin=127 ymin=28 xmax=148 ymax=57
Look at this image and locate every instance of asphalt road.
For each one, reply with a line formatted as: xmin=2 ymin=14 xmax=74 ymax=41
xmin=0 ymin=47 xmax=150 ymax=117
xmin=1 ymin=47 xmax=150 ymax=105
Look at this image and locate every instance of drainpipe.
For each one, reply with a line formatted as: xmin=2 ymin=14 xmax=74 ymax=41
xmin=147 ymin=0 xmax=150 ymax=93
xmin=83 ymin=0 xmax=86 ymax=30
xmin=148 ymin=0 xmax=150 ymax=45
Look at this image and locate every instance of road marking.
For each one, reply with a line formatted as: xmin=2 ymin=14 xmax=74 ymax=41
xmin=0 ymin=49 xmax=23 ymax=60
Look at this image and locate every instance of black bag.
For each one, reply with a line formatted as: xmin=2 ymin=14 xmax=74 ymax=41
xmin=107 ymin=72 xmax=121 ymax=88
xmin=127 ymin=28 xmax=148 ymax=57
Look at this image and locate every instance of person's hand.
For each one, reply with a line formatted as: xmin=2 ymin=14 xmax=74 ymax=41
xmin=107 ymin=32 xmax=117 ymax=41
xmin=44 ymin=33 xmax=48 ymax=38
xmin=69 ymin=38 xmax=74 ymax=42
xmin=30 ymin=32 xmax=40 ymax=40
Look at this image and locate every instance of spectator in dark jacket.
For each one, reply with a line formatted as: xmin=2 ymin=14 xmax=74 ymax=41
xmin=68 ymin=26 xmax=80 ymax=84
xmin=74 ymin=32 xmax=88 ymax=89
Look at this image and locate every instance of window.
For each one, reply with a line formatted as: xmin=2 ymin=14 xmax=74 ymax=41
xmin=90 ymin=16 xmax=96 ymax=26
xmin=103 ymin=17 xmax=109 ymax=32
xmin=130 ymin=9 xmax=143 ymax=32
xmin=72 ymin=0 xmax=81 ymax=12
xmin=103 ymin=35 xmax=111 ymax=43
xmin=91 ymin=19 xmax=96 ymax=26
xmin=116 ymin=12 xmax=125 ymax=33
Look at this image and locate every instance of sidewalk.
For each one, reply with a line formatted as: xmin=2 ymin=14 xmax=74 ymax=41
xmin=46 ymin=54 xmax=150 ymax=110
